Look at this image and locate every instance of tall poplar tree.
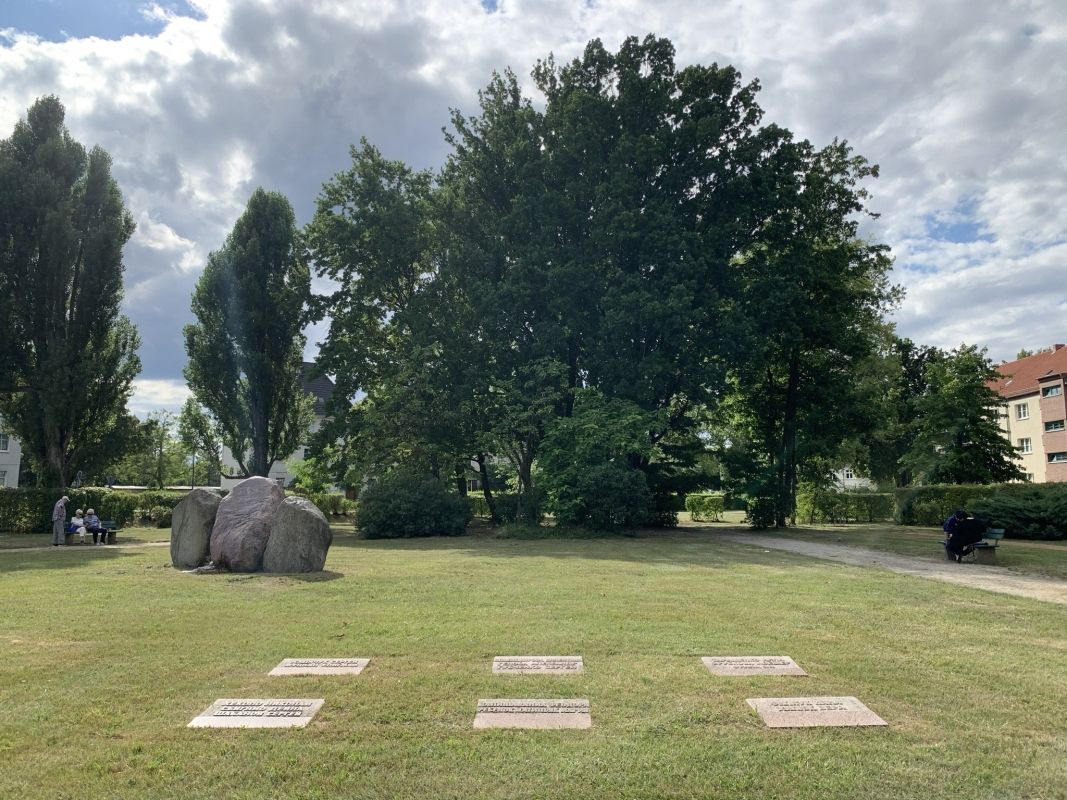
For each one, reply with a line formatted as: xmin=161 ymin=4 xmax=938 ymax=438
xmin=183 ymin=189 xmax=313 ymax=477
xmin=0 ymin=96 xmax=141 ymax=487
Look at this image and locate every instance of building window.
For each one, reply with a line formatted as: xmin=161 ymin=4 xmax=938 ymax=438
xmin=1017 ymin=437 xmax=1032 ymax=454
xmin=1025 ymin=473 xmax=1035 ymax=482
xmin=1016 ymin=403 xmax=1030 ymax=420
xmin=842 ymin=468 xmax=854 ymax=480
xmin=0 ymin=433 xmax=7 ymax=452
xmin=0 ymin=469 xmax=6 ymax=486
xmin=1045 ymin=420 xmax=1066 ymax=432
xmin=1042 ymin=385 xmax=1063 ymax=398
xmin=1049 ymin=453 xmax=1067 ymax=464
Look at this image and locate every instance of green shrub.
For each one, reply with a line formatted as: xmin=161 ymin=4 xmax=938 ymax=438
xmin=355 ymin=471 xmax=470 ymax=538
xmin=546 ymin=463 xmax=651 ymax=530
xmin=685 ymin=492 xmax=726 ymax=522
xmin=894 ymin=485 xmax=1004 ymax=526
xmin=972 ymin=484 xmax=1067 ymax=540
xmin=308 ymin=492 xmax=355 ymax=517
xmin=150 ymin=505 xmax=173 ymax=528
xmin=796 ymin=488 xmax=894 ymax=524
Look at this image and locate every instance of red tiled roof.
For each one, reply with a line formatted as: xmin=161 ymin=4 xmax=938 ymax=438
xmin=990 ymin=345 xmax=1067 ymax=399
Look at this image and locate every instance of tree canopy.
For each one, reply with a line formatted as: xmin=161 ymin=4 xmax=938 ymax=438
xmin=184 ymin=188 xmax=314 ymax=477
xmin=0 ymin=96 xmax=141 ymax=487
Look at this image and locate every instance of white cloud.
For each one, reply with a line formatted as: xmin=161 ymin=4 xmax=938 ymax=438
xmin=0 ymin=0 xmax=1063 ymax=375
xmin=129 ymin=378 xmax=191 ymax=415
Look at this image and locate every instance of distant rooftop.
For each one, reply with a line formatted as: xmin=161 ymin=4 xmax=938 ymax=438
xmin=301 ymin=362 xmax=335 ymax=415
xmin=990 ymin=344 xmax=1067 ymax=400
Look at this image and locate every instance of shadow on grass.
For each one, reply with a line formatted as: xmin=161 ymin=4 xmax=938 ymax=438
xmin=0 ymin=545 xmax=140 ymax=573
xmin=324 ymin=526 xmax=818 ymax=571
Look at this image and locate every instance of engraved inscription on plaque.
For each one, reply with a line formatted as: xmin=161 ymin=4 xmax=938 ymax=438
xmin=473 ymin=698 xmax=592 ymax=729
xmin=702 ymin=656 xmax=807 ymax=676
xmin=188 ymin=698 xmax=324 ymax=728
xmin=492 ymin=656 xmax=583 ymax=675
xmin=746 ymin=696 xmax=887 ymax=728
xmin=269 ymin=658 xmax=370 ymax=676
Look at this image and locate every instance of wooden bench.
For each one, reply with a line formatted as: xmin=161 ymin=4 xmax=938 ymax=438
xmin=64 ymin=520 xmax=119 ymax=545
xmin=942 ymin=528 xmax=1004 ymax=564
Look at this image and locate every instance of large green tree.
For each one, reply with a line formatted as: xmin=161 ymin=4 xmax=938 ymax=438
xmin=901 ymin=344 xmax=1023 ymax=484
xmin=724 ymin=140 xmax=897 ymax=527
xmin=0 ymin=96 xmax=141 ymax=487
xmin=184 ymin=188 xmax=313 ymax=477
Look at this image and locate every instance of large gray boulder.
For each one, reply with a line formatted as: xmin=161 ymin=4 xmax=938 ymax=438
xmin=209 ymin=477 xmax=285 ymax=572
xmin=262 ymin=496 xmax=333 ymax=573
xmin=170 ymin=488 xmax=221 ymax=569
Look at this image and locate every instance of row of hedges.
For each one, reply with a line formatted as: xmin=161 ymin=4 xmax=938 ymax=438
xmin=796 ymin=489 xmax=895 ymax=524
xmin=685 ymin=492 xmax=726 ymax=522
xmin=305 ymin=492 xmax=357 ymax=517
xmin=0 ymin=488 xmax=193 ymax=533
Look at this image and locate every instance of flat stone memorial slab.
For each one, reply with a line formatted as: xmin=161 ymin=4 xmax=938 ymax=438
xmin=269 ymin=658 xmax=370 ymax=676
xmin=474 ymin=699 xmax=591 ymax=729
xmin=188 ymin=698 xmax=324 ymax=728
xmin=702 ymin=656 xmax=807 ymax=676
xmin=746 ymin=696 xmax=887 ymax=728
xmin=492 ymin=656 xmax=583 ymax=675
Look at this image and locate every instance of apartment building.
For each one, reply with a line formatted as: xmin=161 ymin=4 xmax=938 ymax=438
xmin=990 ymin=344 xmax=1067 ymax=483
xmin=0 ymin=416 xmax=23 ymax=488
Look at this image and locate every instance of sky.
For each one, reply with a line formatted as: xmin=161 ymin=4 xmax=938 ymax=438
xmin=1 ymin=0 xmax=1064 ymax=415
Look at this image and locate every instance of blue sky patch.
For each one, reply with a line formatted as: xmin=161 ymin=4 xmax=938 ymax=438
xmin=1 ymin=1 xmax=199 ymax=43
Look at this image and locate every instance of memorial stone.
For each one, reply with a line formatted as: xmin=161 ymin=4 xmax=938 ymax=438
xmin=269 ymin=658 xmax=369 ymax=675
xmin=209 ymin=477 xmax=285 ymax=572
xmin=702 ymin=656 xmax=807 ymax=676
xmin=170 ymin=488 xmax=221 ymax=569
xmin=188 ymin=698 xmax=324 ymax=728
xmin=746 ymin=696 xmax=887 ymax=728
xmin=474 ymin=699 xmax=591 ymax=729
xmin=492 ymin=656 xmax=583 ymax=674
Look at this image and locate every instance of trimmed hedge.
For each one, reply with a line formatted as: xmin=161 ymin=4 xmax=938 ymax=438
xmin=796 ymin=489 xmax=895 ymax=524
xmin=893 ymin=485 xmax=1005 ymax=526
xmin=0 ymin=487 xmax=193 ymax=533
xmin=972 ymin=484 xmax=1067 ymax=540
xmin=306 ymin=492 xmax=357 ymax=517
xmin=685 ymin=492 xmax=726 ymax=522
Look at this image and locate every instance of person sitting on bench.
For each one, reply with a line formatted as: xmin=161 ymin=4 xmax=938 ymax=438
xmin=85 ymin=508 xmax=106 ymax=545
xmin=68 ymin=509 xmax=88 ymax=544
xmin=944 ymin=509 xmax=984 ymax=562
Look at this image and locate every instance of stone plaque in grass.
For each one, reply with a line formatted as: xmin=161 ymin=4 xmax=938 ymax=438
xmin=269 ymin=658 xmax=369 ymax=676
xmin=746 ymin=696 xmax=887 ymax=728
xmin=492 ymin=656 xmax=583 ymax=675
xmin=473 ymin=699 xmax=591 ymax=729
xmin=188 ymin=698 xmax=324 ymax=728
xmin=702 ymin=656 xmax=807 ymax=676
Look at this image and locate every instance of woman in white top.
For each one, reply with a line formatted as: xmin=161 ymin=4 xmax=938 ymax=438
xmin=70 ymin=509 xmax=88 ymax=544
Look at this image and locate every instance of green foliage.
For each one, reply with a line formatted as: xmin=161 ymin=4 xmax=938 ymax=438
xmin=684 ymin=492 xmax=726 ymax=522
xmin=972 ymin=485 xmax=1067 ymax=540
xmin=0 ymin=96 xmax=142 ymax=487
xmin=902 ymin=345 xmax=1024 ymax=485
xmin=177 ymin=398 xmax=223 ymax=487
xmin=307 ymin=492 xmax=356 ymax=517
xmin=469 ymin=492 xmax=542 ymax=524
xmin=149 ymin=505 xmax=172 ymax=528
xmin=893 ymin=484 xmax=1004 ymax=526
xmin=795 ymin=487 xmax=895 ymax=524
xmin=539 ymin=391 xmax=657 ymax=529
xmin=0 ymin=488 xmax=193 ymax=532
xmin=354 ymin=471 xmax=469 ymax=539
xmin=184 ymin=188 xmax=314 ymax=478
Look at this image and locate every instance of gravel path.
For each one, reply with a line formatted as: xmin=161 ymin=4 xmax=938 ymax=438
xmin=719 ymin=533 xmax=1067 ymax=606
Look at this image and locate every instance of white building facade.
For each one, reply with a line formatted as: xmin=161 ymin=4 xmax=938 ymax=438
xmin=0 ymin=417 xmax=23 ymax=488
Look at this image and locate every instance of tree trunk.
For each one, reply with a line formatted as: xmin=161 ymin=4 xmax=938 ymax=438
xmin=476 ymin=453 xmax=499 ymax=525
xmin=778 ymin=348 xmax=801 ymax=528
xmin=454 ymin=462 xmax=468 ymax=496
xmin=516 ymin=445 xmax=536 ymax=523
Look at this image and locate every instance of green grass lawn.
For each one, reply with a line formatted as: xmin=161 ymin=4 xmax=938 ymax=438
xmin=2 ymin=527 xmax=1066 ymax=799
